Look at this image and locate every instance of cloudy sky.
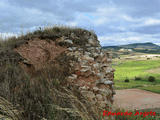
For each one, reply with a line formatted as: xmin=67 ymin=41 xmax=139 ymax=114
xmin=0 ymin=0 xmax=160 ymax=46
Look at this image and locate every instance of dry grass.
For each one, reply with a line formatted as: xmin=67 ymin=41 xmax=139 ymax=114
xmin=0 ymin=26 xmax=97 ymax=51
xmin=0 ymin=96 xmax=22 ymax=120
xmin=0 ymin=60 xmax=101 ymax=119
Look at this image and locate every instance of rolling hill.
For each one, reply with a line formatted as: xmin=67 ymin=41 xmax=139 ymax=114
xmin=103 ymin=42 xmax=160 ymax=54
xmin=120 ymin=42 xmax=160 ymax=49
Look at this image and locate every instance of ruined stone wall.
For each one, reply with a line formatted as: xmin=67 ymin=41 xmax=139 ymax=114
xmin=13 ymin=28 xmax=115 ymax=119
xmin=63 ymin=35 xmax=115 ymax=110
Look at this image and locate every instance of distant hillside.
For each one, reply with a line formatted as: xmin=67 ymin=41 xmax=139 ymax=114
xmin=120 ymin=42 xmax=160 ymax=49
xmin=103 ymin=42 xmax=160 ymax=49
xmin=103 ymin=42 xmax=160 ymax=54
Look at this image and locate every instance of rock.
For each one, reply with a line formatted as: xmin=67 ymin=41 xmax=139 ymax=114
xmin=87 ymin=47 xmax=94 ymax=51
xmin=100 ymin=52 xmax=104 ymax=57
xmin=99 ymin=89 xmax=112 ymax=96
xmin=86 ymin=44 xmax=91 ymax=47
xmin=69 ymin=63 xmax=74 ymax=66
xmin=80 ymin=67 xmax=91 ymax=72
xmin=23 ymin=59 xmax=30 ymax=64
xmin=93 ymin=63 xmax=99 ymax=69
xmin=97 ymin=73 xmax=103 ymax=79
xmin=111 ymin=85 xmax=115 ymax=89
xmin=91 ymin=99 xmax=97 ymax=105
xmin=83 ymin=55 xmax=94 ymax=61
xmin=107 ymin=58 xmax=112 ymax=62
xmin=67 ymin=47 xmax=73 ymax=51
xmin=99 ymin=101 xmax=106 ymax=108
xmin=68 ymin=47 xmax=78 ymax=51
xmin=81 ymin=91 xmax=95 ymax=99
xmin=85 ymin=52 xmax=91 ymax=56
xmin=91 ymin=70 xmax=96 ymax=75
xmin=92 ymin=53 xmax=99 ymax=57
xmin=97 ymin=78 xmax=111 ymax=84
xmin=95 ymin=47 xmax=101 ymax=51
xmin=68 ymin=74 xmax=77 ymax=80
xmin=93 ymin=87 xmax=99 ymax=92
xmin=78 ymin=48 xmax=83 ymax=51
xmin=78 ymin=58 xmax=82 ymax=62
xmin=102 ymin=57 xmax=107 ymax=62
xmin=80 ymin=60 xmax=88 ymax=65
xmin=81 ymin=65 xmax=89 ymax=68
xmin=105 ymin=67 xmax=114 ymax=74
xmin=79 ymin=86 xmax=89 ymax=90
xmin=88 ymin=40 xmax=99 ymax=46
xmin=72 ymin=74 xmax=78 ymax=79
xmin=88 ymin=38 xmax=95 ymax=45
xmin=72 ymin=47 xmax=77 ymax=51
xmin=74 ymin=51 xmax=81 ymax=57
xmin=57 ymin=37 xmax=73 ymax=45
xmin=70 ymin=32 xmax=78 ymax=39
xmin=96 ymin=94 xmax=103 ymax=101
xmin=41 ymin=118 xmax=47 ymax=120
xmin=64 ymin=39 xmax=73 ymax=44
xmin=101 ymin=63 xmax=108 ymax=67
xmin=104 ymin=80 xmax=113 ymax=85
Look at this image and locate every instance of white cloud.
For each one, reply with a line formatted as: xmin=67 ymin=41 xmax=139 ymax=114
xmin=144 ymin=18 xmax=160 ymax=26
xmin=0 ymin=0 xmax=160 ymax=46
xmin=66 ymin=22 xmax=78 ymax=27
xmin=93 ymin=17 xmax=108 ymax=26
xmin=98 ymin=32 xmax=160 ymax=46
xmin=155 ymin=43 xmax=160 ymax=46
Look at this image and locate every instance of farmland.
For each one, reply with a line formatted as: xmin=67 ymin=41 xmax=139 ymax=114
xmin=113 ymin=56 xmax=160 ymax=93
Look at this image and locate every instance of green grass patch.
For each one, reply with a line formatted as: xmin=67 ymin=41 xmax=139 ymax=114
xmin=139 ymin=86 xmax=160 ymax=94
xmin=113 ymin=59 xmax=160 ymax=91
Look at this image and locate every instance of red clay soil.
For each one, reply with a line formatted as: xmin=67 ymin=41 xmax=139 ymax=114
xmin=14 ymin=38 xmax=66 ymax=71
xmin=114 ymin=89 xmax=160 ymax=110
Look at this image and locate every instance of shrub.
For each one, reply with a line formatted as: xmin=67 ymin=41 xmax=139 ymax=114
xmin=135 ymin=76 xmax=142 ymax=81
xmin=148 ymin=76 xmax=156 ymax=82
xmin=124 ymin=78 xmax=129 ymax=82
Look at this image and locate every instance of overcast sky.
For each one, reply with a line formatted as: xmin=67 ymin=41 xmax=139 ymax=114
xmin=0 ymin=0 xmax=160 ymax=46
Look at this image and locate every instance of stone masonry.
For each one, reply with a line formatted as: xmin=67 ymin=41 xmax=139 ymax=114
xmin=57 ymin=33 xmax=116 ymax=111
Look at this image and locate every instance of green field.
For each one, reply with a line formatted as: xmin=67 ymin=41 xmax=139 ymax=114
xmin=140 ymin=85 xmax=160 ymax=94
xmin=113 ymin=59 xmax=160 ymax=93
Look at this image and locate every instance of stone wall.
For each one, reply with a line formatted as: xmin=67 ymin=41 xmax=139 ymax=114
xmin=13 ymin=28 xmax=115 ymax=119
xmin=61 ymin=34 xmax=115 ymax=110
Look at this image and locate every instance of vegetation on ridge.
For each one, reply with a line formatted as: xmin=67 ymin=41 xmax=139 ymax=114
xmin=0 ymin=26 xmax=97 ymax=50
